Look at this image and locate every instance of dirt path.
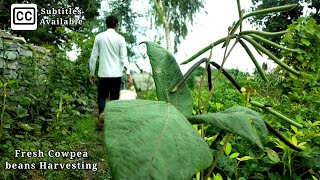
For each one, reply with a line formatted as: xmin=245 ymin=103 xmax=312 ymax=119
xmin=68 ymin=115 xmax=112 ymax=180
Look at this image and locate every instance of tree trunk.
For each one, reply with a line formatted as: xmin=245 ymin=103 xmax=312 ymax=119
xmin=154 ymin=0 xmax=173 ymax=53
xmin=164 ymin=20 xmax=172 ymax=53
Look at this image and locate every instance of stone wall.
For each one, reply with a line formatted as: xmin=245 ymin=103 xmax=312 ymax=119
xmin=0 ymin=30 xmax=49 ymax=79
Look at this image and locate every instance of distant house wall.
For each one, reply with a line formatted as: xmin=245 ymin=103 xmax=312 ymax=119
xmin=132 ymin=72 xmax=155 ymax=91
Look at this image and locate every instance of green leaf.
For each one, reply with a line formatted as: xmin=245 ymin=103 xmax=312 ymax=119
xmin=225 ymin=143 xmax=232 ymax=155
xmin=267 ymin=149 xmax=280 ymax=163
xmin=142 ymin=41 xmax=193 ymax=117
xmin=2 ymin=112 xmax=12 ymax=122
xmin=213 ymin=173 xmax=223 ymax=180
xmin=6 ymin=140 xmax=12 ymax=146
xmin=105 ymin=100 xmax=212 ymax=180
xmin=17 ymin=122 xmax=33 ymax=131
xmin=20 ymin=97 xmax=32 ymax=106
xmin=15 ymin=135 xmax=25 ymax=139
xmin=301 ymin=38 xmax=311 ymax=46
xmin=7 ymin=80 xmax=19 ymax=90
xmin=230 ymin=152 xmax=240 ymax=159
xmin=291 ymin=135 xmax=297 ymax=146
xmin=3 ymin=124 xmax=11 ymax=129
xmin=14 ymin=106 xmax=29 ymax=118
xmin=188 ymin=106 xmax=268 ymax=149
xmin=291 ymin=125 xmax=298 ymax=134
xmin=237 ymin=156 xmax=254 ymax=161
xmin=296 ymin=55 xmax=304 ymax=61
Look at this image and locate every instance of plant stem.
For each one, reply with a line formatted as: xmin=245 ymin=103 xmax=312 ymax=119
xmin=235 ymin=161 xmax=240 ymax=180
xmin=236 ymin=0 xmax=243 ymax=32
xmin=203 ymin=37 xmax=239 ymax=112
xmin=283 ymin=150 xmax=287 ymax=177
xmin=241 ymin=35 xmax=300 ymax=76
xmin=250 ymin=101 xmax=303 ymax=128
xmin=198 ymin=53 xmax=212 ymax=114
xmin=239 ymin=40 xmax=269 ymax=82
xmin=171 ymin=58 xmax=208 ymax=92
xmin=198 ymin=63 xmax=206 ymax=114
xmin=202 ymin=34 xmax=232 ymax=113
xmin=57 ymin=95 xmax=63 ymax=121
xmin=204 ymin=133 xmax=233 ymax=180
xmin=289 ymin=152 xmax=292 ymax=179
xmin=246 ymin=92 xmax=250 ymax=107
xmin=198 ymin=52 xmax=212 ymax=180
xmin=181 ymin=35 xmax=237 ymax=65
xmin=242 ymin=4 xmax=297 ymax=19
xmin=248 ymin=34 xmax=300 ymax=52
xmin=209 ymin=62 xmax=242 ymax=92
xmin=154 ymin=0 xmax=172 ymax=53
xmin=201 ymin=124 xmax=205 ymax=138
xmin=240 ymin=30 xmax=287 ymax=37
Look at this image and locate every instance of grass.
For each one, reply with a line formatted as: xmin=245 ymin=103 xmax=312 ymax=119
xmin=136 ymin=90 xmax=157 ymax=100
xmin=1 ymin=115 xmax=112 ymax=180
xmin=65 ymin=115 xmax=112 ymax=180
xmin=1 ymin=89 xmax=148 ymax=179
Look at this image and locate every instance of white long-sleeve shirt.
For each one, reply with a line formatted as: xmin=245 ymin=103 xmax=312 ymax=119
xmin=89 ymin=28 xmax=130 ymax=77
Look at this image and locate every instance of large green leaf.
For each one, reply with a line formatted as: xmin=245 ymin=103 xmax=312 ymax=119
xmin=188 ymin=106 xmax=268 ymax=149
xmin=105 ymin=100 xmax=212 ymax=180
xmin=142 ymin=42 xmax=193 ymax=117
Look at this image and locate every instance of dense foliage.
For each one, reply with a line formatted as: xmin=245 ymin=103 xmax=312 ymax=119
xmin=143 ymin=63 xmax=320 ymax=179
xmin=250 ymin=0 xmax=320 ymax=55
xmin=1 ymin=1 xmax=320 ymax=179
xmin=0 ymin=47 xmax=99 ymax=178
xmin=133 ymin=3 xmax=320 ymax=179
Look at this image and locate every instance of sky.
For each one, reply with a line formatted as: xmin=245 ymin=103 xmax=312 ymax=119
xmin=174 ymin=0 xmax=274 ymax=74
xmin=68 ymin=0 xmax=280 ymax=74
xmin=130 ymin=0 xmax=278 ymax=74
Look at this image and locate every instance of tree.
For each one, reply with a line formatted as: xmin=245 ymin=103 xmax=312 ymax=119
xmin=280 ymin=17 xmax=320 ymax=102
xmin=154 ymin=0 xmax=204 ymax=53
xmin=67 ymin=2 xmax=141 ymax=71
xmin=250 ymin=0 xmax=320 ymax=54
xmin=108 ymin=0 xmax=140 ymax=60
xmin=0 ymin=0 xmax=101 ymax=46
xmin=109 ymin=0 xmax=204 ymax=53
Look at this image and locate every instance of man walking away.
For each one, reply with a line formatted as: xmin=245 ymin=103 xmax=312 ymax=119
xmin=89 ymin=15 xmax=132 ymax=131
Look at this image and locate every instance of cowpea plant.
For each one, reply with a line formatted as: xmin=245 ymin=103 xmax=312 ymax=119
xmin=104 ymin=1 xmax=307 ymax=180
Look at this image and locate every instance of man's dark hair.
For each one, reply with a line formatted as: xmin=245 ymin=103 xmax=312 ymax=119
xmin=106 ymin=15 xmax=119 ymax=29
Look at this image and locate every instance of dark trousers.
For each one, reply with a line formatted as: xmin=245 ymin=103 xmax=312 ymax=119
xmin=97 ymin=77 xmax=121 ymax=114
